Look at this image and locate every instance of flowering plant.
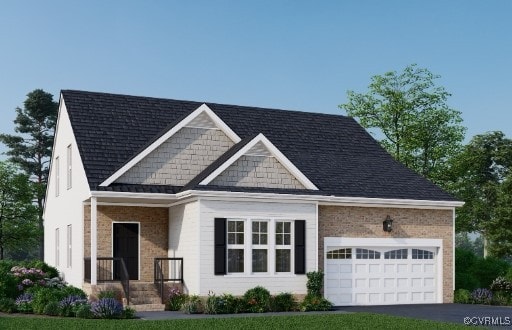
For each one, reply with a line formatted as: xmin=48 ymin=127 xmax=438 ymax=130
xmin=15 ymin=293 xmax=34 ymax=313
xmin=166 ymin=287 xmax=186 ymax=311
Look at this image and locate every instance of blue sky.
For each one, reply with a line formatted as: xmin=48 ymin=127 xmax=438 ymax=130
xmin=1 ymin=1 xmax=511 ymax=158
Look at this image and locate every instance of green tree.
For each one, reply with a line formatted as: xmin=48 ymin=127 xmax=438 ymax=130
xmin=0 ymin=89 xmax=58 ymax=259
xmin=447 ymin=131 xmax=512 ymax=257
xmin=0 ymin=161 xmax=39 ymax=259
xmin=339 ymin=64 xmax=465 ymax=184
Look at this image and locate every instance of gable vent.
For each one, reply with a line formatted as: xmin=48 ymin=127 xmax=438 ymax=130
xmin=186 ymin=112 xmax=218 ymax=129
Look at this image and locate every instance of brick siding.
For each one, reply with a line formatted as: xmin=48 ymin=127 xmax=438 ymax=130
xmin=84 ymin=205 xmax=168 ymax=282
xmin=318 ymin=206 xmax=453 ymax=303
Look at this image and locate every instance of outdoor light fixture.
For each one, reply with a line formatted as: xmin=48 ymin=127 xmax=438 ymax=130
xmin=383 ymin=215 xmax=393 ymax=232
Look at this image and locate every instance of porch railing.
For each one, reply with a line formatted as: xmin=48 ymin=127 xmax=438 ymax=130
xmin=154 ymin=257 xmax=183 ymax=304
xmin=84 ymin=257 xmax=130 ymax=304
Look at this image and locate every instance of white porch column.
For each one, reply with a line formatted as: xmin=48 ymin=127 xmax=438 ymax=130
xmin=90 ymin=197 xmax=98 ymax=285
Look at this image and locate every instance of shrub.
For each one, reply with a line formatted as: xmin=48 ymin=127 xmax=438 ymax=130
xmin=204 ymin=292 xmax=240 ymax=314
xmin=91 ymin=298 xmax=124 ymax=319
xmin=97 ymin=289 xmax=117 ymax=300
xmin=166 ymin=287 xmax=186 ymax=311
xmin=471 ymin=288 xmax=493 ymax=305
xmin=122 ymin=306 xmax=136 ymax=319
xmin=472 ymin=257 xmax=509 ymax=289
xmin=59 ymin=295 xmax=88 ymax=317
xmin=43 ymin=300 xmax=61 ymax=316
xmin=44 ymin=277 xmax=67 ymax=289
xmin=15 ymin=293 xmax=34 ymax=313
xmin=453 ymin=289 xmax=471 ymax=304
xmin=30 ymin=287 xmax=67 ymax=314
xmin=492 ymin=291 xmax=509 ymax=306
xmin=75 ymin=303 xmax=93 ymax=319
xmin=306 ymin=271 xmax=324 ymax=297
xmin=300 ymin=294 xmax=333 ymax=312
xmin=182 ymin=295 xmax=203 ymax=314
xmin=243 ymin=286 xmax=271 ymax=313
xmin=0 ymin=297 xmax=17 ymax=313
xmin=490 ymin=277 xmax=512 ymax=292
xmin=270 ymin=292 xmax=296 ymax=312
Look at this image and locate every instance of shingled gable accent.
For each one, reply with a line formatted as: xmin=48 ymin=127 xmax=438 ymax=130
xmin=99 ymin=104 xmax=241 ymax=187
xmin=199 ymin=133 xmax=319 ymax=190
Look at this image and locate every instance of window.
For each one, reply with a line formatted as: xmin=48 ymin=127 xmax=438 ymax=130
xmin=275 ymin=221 xmax=292 ymax=272
xmin=412 ymin=249 xmax=434 ymax=259
xmin=55 ymin=157 xmax=60 ymax=196
xmin=225 ymin=218 xmax=295 ymax=275
xmin=327 ymin=248 xmax=352 ymax=259
xmin=227 ymin=220 xmax=244 ymax=273
xmin=356 ymin=248 xmax=381 ymax=259
xmin=67 ymin=225 xmax=72 ymax=268
xmin=384 ymin=249 xmax=408 ymax=259
xmin=67 ymin=145 xmax=72 ymax=189
xmin=252 ymin=221 xmax=268 ymax=273
xmin=55 ymin=228 xmax=60 ymax=267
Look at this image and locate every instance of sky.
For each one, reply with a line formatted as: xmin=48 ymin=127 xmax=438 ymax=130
xmin=1 ymin=0 xmax=511 ymax=158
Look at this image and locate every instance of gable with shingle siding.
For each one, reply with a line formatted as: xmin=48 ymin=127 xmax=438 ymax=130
xmin=210 ymin=155 xmax=306 ymax=189
xmin=116 ymin=127 xmax=234 ymax=186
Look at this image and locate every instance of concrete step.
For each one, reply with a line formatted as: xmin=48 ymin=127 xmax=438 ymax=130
xmin=131 ymin=303 xmax=166 ymax=312
xmin=130 ymin=296 xmax=163 ymax=305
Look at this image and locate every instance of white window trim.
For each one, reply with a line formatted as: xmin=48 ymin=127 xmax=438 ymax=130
xmin=225 ymin=217 xmax=295 ymax=277
xmin=67 ymin=224 xmax=72 ymax=268
xmin=55 ymin=157 xmax=60 ymax=197
xmin=55 ymin=228 xmax=60 ymax=267
xmin=67 ymin=144 xmax=72 ymax=189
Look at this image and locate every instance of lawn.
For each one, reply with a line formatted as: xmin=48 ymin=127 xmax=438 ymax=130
xmin=0 ymin=312 xmax=471 ymax=329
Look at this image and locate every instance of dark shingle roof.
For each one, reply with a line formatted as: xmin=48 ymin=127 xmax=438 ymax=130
xmin=62 ymin=90 xmax=457 ymax=201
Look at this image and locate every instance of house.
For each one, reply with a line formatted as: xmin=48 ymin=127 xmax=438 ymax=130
xmin=43 ymin=90 xmax=462 ymax=309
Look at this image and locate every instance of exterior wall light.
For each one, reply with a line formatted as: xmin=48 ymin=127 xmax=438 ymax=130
xmin=383 ymin=215 xmax=393 ymax=232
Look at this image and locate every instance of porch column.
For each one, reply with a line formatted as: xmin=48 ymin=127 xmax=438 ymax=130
xmin=90 ymin=197 xmax=98 ymax=285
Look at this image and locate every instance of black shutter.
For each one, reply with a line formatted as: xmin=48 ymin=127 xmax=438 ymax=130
xmin=214 ymin=218 xmax=227 ymax=275
xmin=294 ymin=220 xmax=306 ymax=274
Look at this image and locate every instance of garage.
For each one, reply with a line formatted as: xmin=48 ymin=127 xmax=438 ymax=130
xmin=324 ymin=237 xmax=443 ymax=306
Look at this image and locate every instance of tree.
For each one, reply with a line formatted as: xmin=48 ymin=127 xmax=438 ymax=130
xmin=339 ymin=64 xmax=465 ymax=184
xmin=0 ymin=161 xmax=39 ymax=259
xmin=447 ymin=131 xmax=512 ymax=257
xmin=0 ymin=89 xmax=58 ymax=259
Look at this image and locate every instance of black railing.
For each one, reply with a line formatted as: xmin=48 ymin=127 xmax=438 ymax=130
xmin=154 ymin=257 xmax=183 ymax=304
xmin=84 ymin=257 xmax=130 ymax=304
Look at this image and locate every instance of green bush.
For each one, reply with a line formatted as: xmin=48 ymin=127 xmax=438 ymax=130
xmin=75 ymin=304 xmax=93 ymax=319
xmin=491 ymin=291 xmax=509 ymax=306
xmin=166 ymin=287 xmax=186 ymax=311
xmin=306 ymin=271 xmax=324 ymax=297
xmin=122 ymin=306 xmax=136 ymax=319
xmin=455 ymin=248 xmax=511 ymax=291
xmin=0 ymin=260 xmax=59 ymax=299
xmin=43 ymin=300 xmax=61 ymax=316
xmin=453 ymin=289 xmax=471 ymax=304
xmin=97 ymin=289 xmax=117 ymax=300
xmin=270 ymin=292 xmax=296 ymax=312
xmin=300 ymin=294 xmax=332 ymax=311
xmin=0 ymin=260 xmax=21 ymax=299
xmin=30 ymin=287 xmax=67 ymax=314
xmin=243 ymin=286 xmax=271 ymax=313
xmin=472 ymin=257 xmax=509 ymax=288
xmin=0 ymin=297 xmax=17 ymax=313
xmin=183 ymin=295 xmax=203 ymax=314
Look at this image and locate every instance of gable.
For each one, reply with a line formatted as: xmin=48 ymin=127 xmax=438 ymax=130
xmin=100 ymin=104 xmax=240 ymax=187
xmin=200 ymin=133 xmax=318 ymax=190
xmin=116 ymin=126 xmax=235 ymax=186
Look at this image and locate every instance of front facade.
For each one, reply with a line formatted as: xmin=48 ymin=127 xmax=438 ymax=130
xmin=44 ymin=90 xmax=462 ymax=306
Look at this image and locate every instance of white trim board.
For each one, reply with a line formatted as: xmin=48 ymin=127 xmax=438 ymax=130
xmin=199 ymin=133 xmax=318 ymax=190
xmin=99 ymin=104 xmax=241 ymax=187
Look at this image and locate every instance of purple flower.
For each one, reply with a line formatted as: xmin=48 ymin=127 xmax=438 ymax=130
xmin=22 ymin=279 xmax=33 ymax=286
xmin=39 ymin=279 xmax=46 ymax=286
xmin=17 ymin=285 xmax=24 ymax=291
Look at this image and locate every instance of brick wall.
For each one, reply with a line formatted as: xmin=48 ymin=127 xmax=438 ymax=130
xmin=84 ymin=205 xmax=168 ymax=282
xmin=116 ymin=127 xmax=234 ymax=185
xmin=318 ymin=206 xmax=453 ymax=303
xmin=210 ymin=155 xmax=305 ymax=189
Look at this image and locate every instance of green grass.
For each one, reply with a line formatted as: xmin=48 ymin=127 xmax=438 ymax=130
xmin=0 ymin=313 xmax=470 ymax=329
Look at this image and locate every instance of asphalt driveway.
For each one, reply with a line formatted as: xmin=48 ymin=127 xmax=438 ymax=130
xmin=339 ymin=304 xmax=512 ymax=326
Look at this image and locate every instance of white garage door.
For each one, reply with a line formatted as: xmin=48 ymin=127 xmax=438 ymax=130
xmin=324 ymin=238 xmax=442 ymax=306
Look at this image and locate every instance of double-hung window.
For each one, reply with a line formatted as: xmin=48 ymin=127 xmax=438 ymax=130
xmin=225 ymin=218 xmax=294 ymax=275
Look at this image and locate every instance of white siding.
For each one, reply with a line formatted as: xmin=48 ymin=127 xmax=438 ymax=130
xmin=168 ymin=201 xmax=200 ymax=294
xmin=44 ymin=98 xmax=90 ymax=287
xmin=198 ymin=199 xmax=317 ymax=295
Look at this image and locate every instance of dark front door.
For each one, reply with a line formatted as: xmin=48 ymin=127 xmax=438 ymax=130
xmin=113 ymin=223 xmax=139 ymax=280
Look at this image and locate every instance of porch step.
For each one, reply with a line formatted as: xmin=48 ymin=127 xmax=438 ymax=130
xmin=128 ymin=282 xmax=165 ymax=307
xmin=132 ymin=303 xmax=166 ymax=312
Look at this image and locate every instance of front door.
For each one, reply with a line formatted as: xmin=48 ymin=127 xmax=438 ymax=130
xmin=113 ymin=223 xmax=139 ymax=280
